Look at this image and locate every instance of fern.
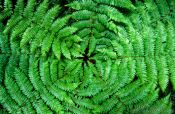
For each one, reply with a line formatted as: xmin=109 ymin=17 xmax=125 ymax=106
xmin=0 ymin=0 xmax=175 ymax=114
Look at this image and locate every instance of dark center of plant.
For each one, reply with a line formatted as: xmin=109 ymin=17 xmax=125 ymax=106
xmin=77 ymin=46 xmax=96 ymax=64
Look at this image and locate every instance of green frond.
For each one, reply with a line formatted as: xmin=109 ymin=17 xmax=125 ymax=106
xmin=135 ymin=58 xmax=147 ymax=83
xmin=58 ymin=27 xmax=77 ymax=38
xmin=20 ymin=26 xmax=40 ymax=47
xmin=122 ymin=83 xmax=154 ymax=105
xmin=129 ymin=29 xmax=144 ymax=56
xmin=50 ymin=59 xmax=58 ymax=82
xmin=78 ymin=81 xmax=103 ymax=97
xmin=167 ymin=57 xmax=175 ymax=90
xmin=0 ymin=86 xmax=22 ymax=113
xmin=109 ymin=103 xmax=124 ymax=114
xmin=30 ymin=29 xmax=47 ymax=53
xmin=127 ymin=58 xmax=136 ymax=82
xmin=33 ymin=0 xmax=49 ymax=23
xmin=88 ymin=37 xmax=96 ymax=56
xmin=40 ymin=58 xmax=52 ymax=86
xmin=67 ymin=0 xmax=96 ymax=11
xmin=41 ymin=33 xmax=54 ymax=56
xmin=53 ymin=80 xmax=80 ymax=92
xmin=33 ymin=99 xmax=53 ymax=114
xmin=68 ymin=35 xmax=82 ymax=42
xmin=93 ymin=0 xmax=135 ymax=10
xmin=11 ymin=19 xmax=30 ymax=39
xmin=165 ymin=22 xmax=175 ymax=56
xmin=4 ymin=74 xmax=27 ymax=106
xmin=14 ymin=68 xmax=36 ymax=99
xmin=0 ymin=0 xmax=12 ymax=20
xmin=73 ymin=97 xmax=95 ymax=109
xmin=72 ymin=20 xmax=92 ymax=29
xmin=39 ymin=89 xmax=64 ymax=113
xmin=5 ymin=55 xmax=19 ymax=76
xmin=14 ymin=0 xmax=24 ymax=15
xmin=0 ymin=55 xmax=7 ymax=83
xmin=61 ymin=41 xmax=71 ymax=59
xmin=42 ymin=5 xmax=60 ymax=29
xmin=96 ymin=5 xmax=129 ymax=24
xmin=23 ymin=0 xmax=35 ymax=18
xmin=145 ymin=58 xmax=157 ymax=83
xmin=142 ymin=26 xmax=155 ymax=57
xmin=3 ymin=15 xmax=22 ymax=35
xmin=64 ymin=60 xmax=80 ymax=72
xmin=142 ymin=95 xmax=172 ymax=114
xmin=63 ymin=104 xmax=90 ymax=114
xmin=155 ymin=22 xmax=166 ymax=56
xmin=131 ymin=89 xmax=159 ymax=113
xmin=117 ymin=80 xmax=141 ymax=98
xmin=111 ymin=40 xmax=124 ymax=56
xmin=51 ymin=15 xmax=71 ymax=33
xmin=103 ymin=59 xmax=112 ymax=81
xmin=48 ymin=85 xmax=74 ymax=105
xmin=29 ymin=56 xmax=43 ymax=91
xmin=0 ymin=32 xmax=10 ymax=53
xmin=71 ymin=10 xmax=95 ymax=20
xmin=156 ymin=56 xmax=169 ymax=92
xmin=52 ymin=39 xmax=61 ymax=60
xmin=94 ymin=95 xmax=119 ymax=113
xmin=4 ymin=0 xmax=12 ymax=12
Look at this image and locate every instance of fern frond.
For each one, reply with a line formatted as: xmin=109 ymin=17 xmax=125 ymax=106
xmin=11 ymin=19 xmax=30 ymax=39
xmin=53 ymin=80 xmax=80 ymax=92
xmin=42 ymin=5 xmax=60 ymax=29
xmin=52 ymin=39 xmax=61 ymax=60
xmin=4 ymin=74 xmax=28 ymax=106
xmin=3 ymin=15 xmax=22 ymax=35
xmin=58 ymin=27 xmax=77 ymax=38
xmin=40 ymin=89 xmax=64 ymax=113
xmin=61 ymin=41 xmax=71 ymax=59
xmin=141 ymin=95 xmax=172 ymax=114
xmin=48 ymin=84 xmax=74 ymax=105
xmin=14 ymin=68 xmax=36 ymax=99
xmin=20 ymin=26 xmax=40 ymax=47
xmin=167 ymin=57 xmax=175 ymax=90
xmin=30 ymin=29 xmax=47 ymax=53
xmin=130 ymin=89 xmax=159 ymax=113
xmin=88 ymin=37 xmax=96 ymax=56
xmin=121 ymin=82 xmax=154 ymax=105
xmin=156 ymin=56 xmax=169 ymax=92
xmin=33 ymin=99 xmax=53 ymax=114
xmin=73 ymin=97 xmax=95 ymax=109
xmin=40 ymin=58 xmax=52 ymax=86
xmin=50 ymin=59 xmax=58 ymax=82
xmin=14 ymin=0 xmax=24 ymax=15
xmin=23 ymin=0 xmax=35 ymax=17
xmin=0 ymin=32 xmax=10 ymax=53
xmin=93 ymin=0 xmax=135 ymax=10
xmin=0 ymin=86 xmax=22 ymax=113
xmin=41 ymin=33 xmax=54 ymax=56
xmin=33 ymin=0 xmax=49 ymax=23
xmin=135 ymin=58 xmax=147 ymax=83
xmin=51 ymin=15 xmax=71 ymax=33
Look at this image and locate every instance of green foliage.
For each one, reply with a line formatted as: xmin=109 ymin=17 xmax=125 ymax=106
xmin=0 ymin=0 xmax=175 ymax=114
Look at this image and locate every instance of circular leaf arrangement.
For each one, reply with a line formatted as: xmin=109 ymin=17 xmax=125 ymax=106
xmin=1 ymin=0 xmax=175 ymax=114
